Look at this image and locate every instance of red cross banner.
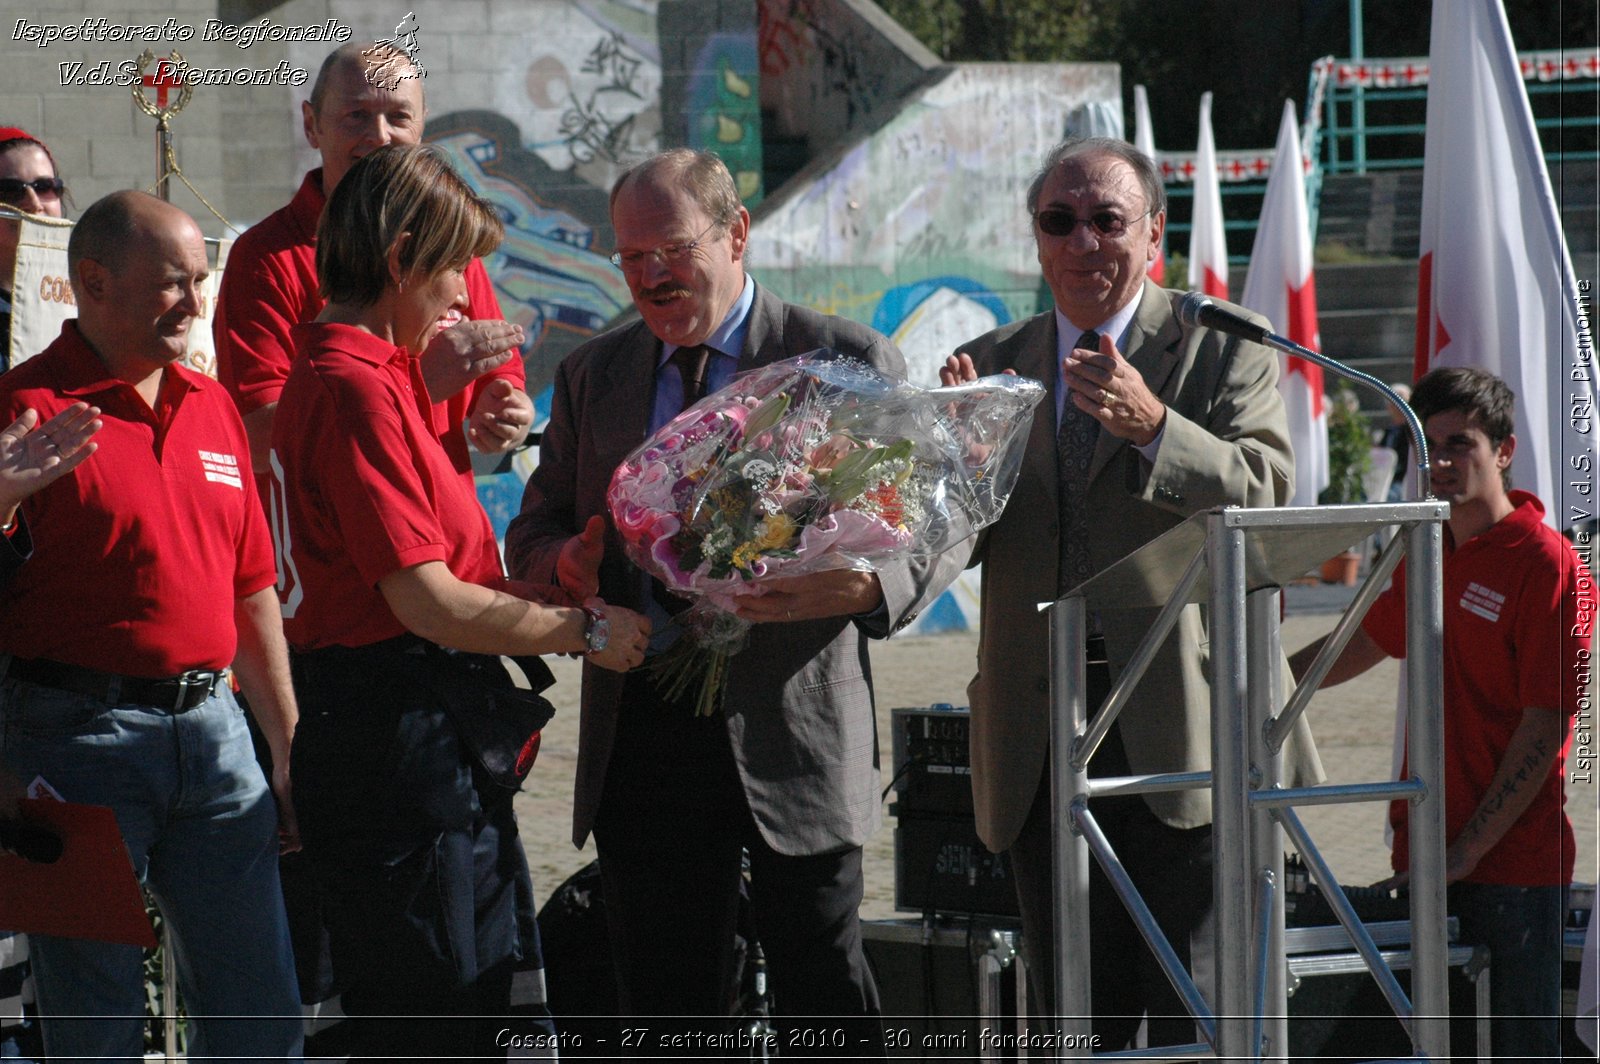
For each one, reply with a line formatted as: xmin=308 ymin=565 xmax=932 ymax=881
xmin=1187 ymin=91 xmax=1229 ymax=299
xmin=1132 ymin=84 xmax=1166 ymax=284
xmin=1414 ymin=0 xmax=1596 ymax=530
xmin=1242 ymin=100 xmax=1327 ymax=509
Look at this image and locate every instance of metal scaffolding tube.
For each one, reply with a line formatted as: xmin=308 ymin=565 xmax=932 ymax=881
xmin=1073 ymin=547 xmax=1206 ymax=770
xmin=1269 ymin=531 xmax=1406 ymax=750
xmin=1208 ymin=516 xmax=1252 ymax=1058
xmin=1249 ymin=869 xmax=1279 ymax=1063
xmin=1251 ymin=778 xmax=1425 ymax=809
xmin=1086 ymin=770 xmax=1212 ymax=799
xmin=1278 ymin=806 xmax=1415 ymax=1035
xmin=1247 ymin=588 xmax=1288 ymax=1062
xmin=1049 ymin=594 xmax=1093 ymax=1051
xmin=1075 ymin=800 xmax=1218 ymax=1045
xmin=1404 ymin=519 xmax=1451 ymax=1059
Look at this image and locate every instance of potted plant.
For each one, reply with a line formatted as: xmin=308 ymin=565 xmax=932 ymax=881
xmin=1317 ymin=382 xmax=1374 ymax=584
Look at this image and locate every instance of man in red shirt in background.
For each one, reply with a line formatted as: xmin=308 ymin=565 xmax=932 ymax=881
xmin=1292 ymin=366 xmax=1592 ymax=1062
xmin=0 ymin=190 xmax=302 ymax=1061
xmin=215 ymin=40 xmax=532 ymax=482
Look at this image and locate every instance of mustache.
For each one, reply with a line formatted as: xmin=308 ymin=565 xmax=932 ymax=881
xmin=638 ymin=283 xmax=693 ymax=301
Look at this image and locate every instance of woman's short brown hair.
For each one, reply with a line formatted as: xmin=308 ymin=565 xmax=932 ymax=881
xmin=316 ymin=144 xmax=502 ymax=307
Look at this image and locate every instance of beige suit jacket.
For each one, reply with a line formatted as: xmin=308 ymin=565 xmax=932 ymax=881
xmin=961 ymin=280 xmax=1323 ymax=850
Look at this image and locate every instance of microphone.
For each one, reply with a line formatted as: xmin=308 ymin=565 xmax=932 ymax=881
xmin=1175 ymin=292 xmax=1271 ymax=345
xmin=0 ymin=817 xmax=63 ymax=863
xmin=1174 ymin=290 xmax=1430 ymax=496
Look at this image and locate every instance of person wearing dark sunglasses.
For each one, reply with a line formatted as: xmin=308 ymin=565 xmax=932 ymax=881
xmin=0 ymin=128 xmax=69 ymax=374
xmin=940 ymin=136 xmax=1313 ymax=1053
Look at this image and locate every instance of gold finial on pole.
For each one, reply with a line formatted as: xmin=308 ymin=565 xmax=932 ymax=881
xmin=130 ymin=50 xmax=193 ymax=201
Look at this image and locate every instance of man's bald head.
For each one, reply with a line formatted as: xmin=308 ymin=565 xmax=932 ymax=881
xmin=303 ymin=42 xmax=426 ymax=195
xmin=68 ymin=191 xmax=208 ymax=374
xmin=68 ymin=190 xmax=196 ymax=278
xmin=308 ymin=41 xmax=423 ymax=114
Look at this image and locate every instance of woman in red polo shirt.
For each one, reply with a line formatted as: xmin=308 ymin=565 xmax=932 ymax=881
xmin=269 ymin=144 xmax=648 ymax=1059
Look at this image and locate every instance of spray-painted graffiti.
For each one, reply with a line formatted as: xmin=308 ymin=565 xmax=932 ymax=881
xmin=561 ymin=31 xmax=651 ymax=164
xmin=428 ymin=113 xmax=631 ymax=406
xmin=516 ymin=3 xmax=663 ymax=178
xmin=759 ymin=0 xmax=889 ymax=128
xmin=685 ymin=35 xmax=763 ymax=201
xmin=757 ymin=5 xmax=810 ymax=78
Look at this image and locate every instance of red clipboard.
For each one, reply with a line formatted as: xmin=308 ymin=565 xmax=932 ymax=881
xmin=0 ymin=799 xmax=156 ymax=948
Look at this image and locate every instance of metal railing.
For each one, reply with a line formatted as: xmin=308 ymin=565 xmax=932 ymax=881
xmin=1047 ymin=501 xmax=1450 ymax=1060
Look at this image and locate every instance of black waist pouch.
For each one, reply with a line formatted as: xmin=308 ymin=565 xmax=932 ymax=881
xmin=293 ymin=636 xmax=558 ymax=797
xmin=431 ymin=648 xmax=558 ymax=796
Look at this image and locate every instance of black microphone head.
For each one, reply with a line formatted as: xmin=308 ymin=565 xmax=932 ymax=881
xmin=1176 ymin=291 xmax=1214 ymax=329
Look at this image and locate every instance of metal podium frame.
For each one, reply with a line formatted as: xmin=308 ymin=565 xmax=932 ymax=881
xmin=1046 ymin=501 xmax=1450 ymax=1060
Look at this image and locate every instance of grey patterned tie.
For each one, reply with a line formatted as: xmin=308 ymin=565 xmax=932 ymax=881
xmin=1057 ymin=330 xmax=1101 ymax=597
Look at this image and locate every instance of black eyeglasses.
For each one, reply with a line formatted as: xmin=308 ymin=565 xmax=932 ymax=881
xmin=610 ymin=220 xmax=720 ymax=270
xmin=0 ymin=177 xmax=65 ymax=205
xmin=1035 ymin=207 xmax=1151 ymax=239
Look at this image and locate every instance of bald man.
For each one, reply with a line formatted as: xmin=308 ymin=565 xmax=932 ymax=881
xmin=215 ymin=41 xmax=532 ymax=481
xmin=0 ymin=191 xmax=302 ymax=1062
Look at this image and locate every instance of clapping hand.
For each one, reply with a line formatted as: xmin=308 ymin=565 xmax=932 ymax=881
xmin=0 ymin=403 xmax=102 ymax=520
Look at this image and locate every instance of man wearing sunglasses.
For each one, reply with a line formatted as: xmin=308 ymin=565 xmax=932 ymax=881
xmin=942 ymin=136 xmax=1320 ymax=1050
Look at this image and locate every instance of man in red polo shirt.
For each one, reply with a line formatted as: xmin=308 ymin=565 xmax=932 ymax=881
xmin=1292 ymin=367 xmax=1592 ymax=1062
xmin=214 ymin=40 xmax=532 ymax=481
xmin=0 ymin=191 xmax=302 ymax=1061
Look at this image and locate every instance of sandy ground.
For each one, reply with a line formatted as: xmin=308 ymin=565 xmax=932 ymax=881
xmin=515 ymin=610 xmax=1599 ymax=922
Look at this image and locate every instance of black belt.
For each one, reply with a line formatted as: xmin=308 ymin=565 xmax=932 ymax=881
xmin=7 ymin=657 xmax=226 ymax=713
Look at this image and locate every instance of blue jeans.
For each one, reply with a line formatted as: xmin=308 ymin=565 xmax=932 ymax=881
xmin=0 ymin=676 xmax=302 ymax=1063
xmin=1449 ymin=881 xmax=1566 ymax=1061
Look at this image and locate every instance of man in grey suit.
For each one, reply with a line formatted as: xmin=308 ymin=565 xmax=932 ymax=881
xmin=943 ymin=137 xmax=1321 ymax=1048
xmin=506 ymin=148 xmax=951 ymax=1049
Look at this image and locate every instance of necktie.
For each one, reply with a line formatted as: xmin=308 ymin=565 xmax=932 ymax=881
xmin=672 ymin=344 xmax=713 ymax=406
xmin=654 ymin=344 xmax=716 ymax=616
xmin=1057 ymin=330 xmax=1100 ymax=598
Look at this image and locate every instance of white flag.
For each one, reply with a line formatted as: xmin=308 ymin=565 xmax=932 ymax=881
xmin=1132 ymin=84 xmax=1166 ymax=284
xmin=1242 ymin=101 xmax=1328 ymax=508
xmin=1416 ymin=0 xmax=1596 ymax=530
xmin=1187 ymin=91 xmax=1228 ymax=298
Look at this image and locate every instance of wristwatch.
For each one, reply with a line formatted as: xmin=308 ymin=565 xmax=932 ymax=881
xmin=581 ymin=605 xmax=610 ymax=654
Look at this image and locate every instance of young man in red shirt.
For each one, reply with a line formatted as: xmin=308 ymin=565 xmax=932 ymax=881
xmin=1292 ymin=367 xmax=1592 ymax=1061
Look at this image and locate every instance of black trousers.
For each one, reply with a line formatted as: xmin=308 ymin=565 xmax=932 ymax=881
xmin=592 ymin=671 xmax=884 ymax=1057
xmin=289 ymin=643 xmax=555 ymax=1061
xmin=1007 ymin=663 xmax=1214 ymax=1053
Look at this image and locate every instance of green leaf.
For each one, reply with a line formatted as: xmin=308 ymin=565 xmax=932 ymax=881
xmin=742 ymin=393 xmax=791 ymax=440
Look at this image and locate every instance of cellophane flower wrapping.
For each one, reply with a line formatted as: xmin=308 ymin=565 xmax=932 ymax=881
xmin=607 ymin=352 xmax=1043 ymax=714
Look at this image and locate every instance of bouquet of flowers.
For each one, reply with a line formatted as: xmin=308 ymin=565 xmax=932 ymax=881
xmin=608 ymin=352 xmax=1043 ymax=714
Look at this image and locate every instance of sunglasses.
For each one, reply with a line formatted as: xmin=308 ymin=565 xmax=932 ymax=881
xmin=0 ymin=177 xmax=65 ymax=205
xmin=1036 ymin=207 xmax=1150 ymax=239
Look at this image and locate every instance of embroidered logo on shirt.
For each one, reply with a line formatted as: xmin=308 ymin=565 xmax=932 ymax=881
xmin=1459 ymin=581 xmax=1505 ymax=623
xmin=199 ymin=450 xmax=242 ymax=490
